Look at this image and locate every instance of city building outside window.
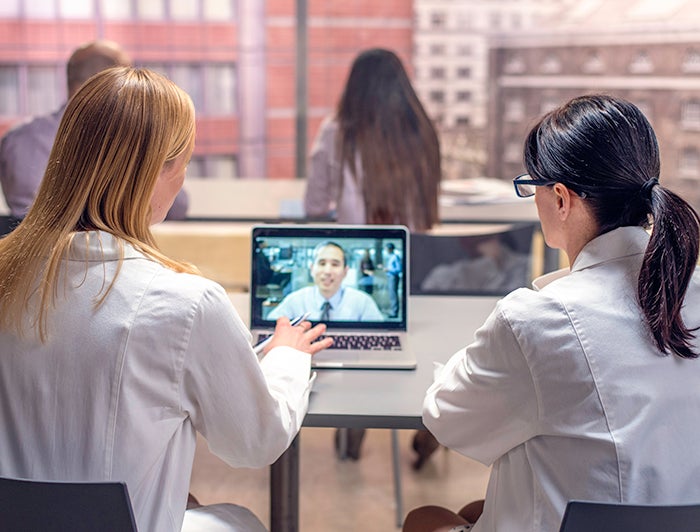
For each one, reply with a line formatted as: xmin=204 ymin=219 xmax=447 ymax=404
xmin=431 ymin=67 xmax=446 ymax=80
xmin=629 ymin=50 xmax=654 ymax=74
xmin=429 ymin=90 xmax=446 ymax=104
xmin=682 ymin=49 xmax=700 ymax=73
xmin=430 ymin=11 xmax=446 ymax=28
xmin=0 ymin=67 xmax=19 ymax=116
xmin=681 ymin=100 xmax=700 ymax=130
xmin=679 ymin=147 xmax=700 ymax=179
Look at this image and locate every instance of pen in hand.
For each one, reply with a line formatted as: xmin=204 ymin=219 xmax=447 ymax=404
xmin=253 ymin=311 xmax=312 ymax=355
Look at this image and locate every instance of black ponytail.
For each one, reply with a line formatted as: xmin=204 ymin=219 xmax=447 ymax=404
xmin=525 ymin=94 xmax=700 ymax=358
xmin=638 ymin=185 xmax=700 ymax=358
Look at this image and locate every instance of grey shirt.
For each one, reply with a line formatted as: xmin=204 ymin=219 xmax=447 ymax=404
xmin=0 ymin=106 xmax=189 ymax=220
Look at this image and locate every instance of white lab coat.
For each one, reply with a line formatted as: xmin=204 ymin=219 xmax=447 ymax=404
xmin=424 ymin=226 xmax=700 ymax=532
xmin=0 ymin=231 xmax=313 ymax=531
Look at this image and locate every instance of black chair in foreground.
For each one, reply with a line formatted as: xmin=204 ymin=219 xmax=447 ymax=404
xmin=559 ymin=500 xmax=700 ymax=532
xmin=0 ymin=476 xmax=138 ymax=531
xmin=0 ymin=215 xmax=19 ymax=237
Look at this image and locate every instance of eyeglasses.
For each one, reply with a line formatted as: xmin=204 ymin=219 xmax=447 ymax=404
xmin=512 ymin=173 xmax=556 ymax=198
xmin=512 ymin=173 xmax=588 ymax=199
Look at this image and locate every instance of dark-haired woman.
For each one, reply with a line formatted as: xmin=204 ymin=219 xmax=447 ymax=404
xmin=304 ymin=47 xmax=442 ymax=464
xmin=304 ymin=47 xmax=441 ymax=231
xmin=403 ymin=94 xmax=700 ymax=532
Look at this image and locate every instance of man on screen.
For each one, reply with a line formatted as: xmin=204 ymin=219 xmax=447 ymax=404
xmin=267 ymin=241 xmax=384 ymax=321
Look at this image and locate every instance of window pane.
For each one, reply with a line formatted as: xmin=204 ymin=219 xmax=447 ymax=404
xmin=0 ymin=0 xmax=20 ymax=17
xmin=59 ymin=0 xmax=93 ymax=18
xmin=205 ymin=64 xmax=236 ymax=114
xmin=25 ymin=0 xmax=56 ymax=18
xmin=27 ymin=66 xmax=61 ymax=115
xmin=0 ymin=67 xmax=19 ymax=115
xmin=170 ymin=0 xmax=198 ymax=20
xmin=208 ymin=155 xmax=237 ymax=179
xmin=100 ymin=0 xmax=132 ymax=19
xmin=204 ymin=0 xmax=234 ymax=21
xmin=170 ymin=64 xmax=203 ymax=109
xmin=136 ymin=0 xmax=165 ymax=20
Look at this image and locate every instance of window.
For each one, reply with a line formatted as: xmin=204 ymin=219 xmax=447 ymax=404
xmin=455 ymin=116 xmax=470 ymax=126
xmin=541 ymin=55 xmax=562 ymax=74
xmin=100 ymin=0 xmax=131 ymax=19
xmin=504 ymin=139 xmax=521 ymax=163
xmin=0 ymin=0 xmax=20 ymax=17
xmin=582 ymin=51 xmax=604 ymax=74
xmin=0 ymin=67 xmax=19 ymax=115
xmin=682 ymin=49 xmax=700 ymax=73
xmin=25 ymin=0 xmax=56 ymax=18
xmin=540 ymin=98 xmax=559 ymax=115
xmin=679 ymin=147 xmax=700 ymax=179
xmin=171 ymin=0 xmax=199 ymax=20
xmin=204 ymin=64 xmax=236 ymax=115
xmin=430 ymin=12 xmax=446 ymax=29
xmin=505 ymin=98 xmax=525 ymax=122
xmin=430 ymin=67 xmax=446 ymax=80
xmin=504 ymin=54 xmax=525 ymax=74
xmin=204 ymin=0 xmax=235 ymax=21
xmin=456 ymin=67 xmax=471 ymax=79
xmin=59 ymin=0 xmax=94 ymax=18
xmin=456 ymin=91 xmax=471 ymax=103
xmin=457 ymin=45 xmax=472 ymax=57
xmin=681 ymin=100 xmax=700 ymax=129
xmin=189 ymin=155 xmax=238 ymax=179
xmin=629 ymin=51 xmax=654 ymax=74
xmin=27 ymin=66 xmax=62 ymax=115
xmin=170 ymin=64 xmax=204 ymax=110
xmin=429 ymin=44 xmax=446 ymax=56
xmin=136 ymin=0 xmax=165 ymax=20
xmin=429 ymin=90 xmax=445 ymax=104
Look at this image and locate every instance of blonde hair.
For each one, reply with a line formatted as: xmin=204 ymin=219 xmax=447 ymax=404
xmin=0 ymin=66 xmax=198 ymax=340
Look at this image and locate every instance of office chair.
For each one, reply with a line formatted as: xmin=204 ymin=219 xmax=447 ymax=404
xmin=559 ymin=500 xmax=700 ymax=532
xmin=0 ymin=476 xmax=138 ymax=531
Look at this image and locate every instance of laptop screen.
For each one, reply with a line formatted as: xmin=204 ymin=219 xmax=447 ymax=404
xmin=250 ymin=225 xmax=408 ymax=330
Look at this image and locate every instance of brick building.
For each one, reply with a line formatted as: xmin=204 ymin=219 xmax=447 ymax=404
xmin=0 ymin=0 xmax=412 ymax=180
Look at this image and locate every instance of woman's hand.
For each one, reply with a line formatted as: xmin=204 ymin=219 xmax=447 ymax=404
xmin=263 ymin=317 xmax=334 ymax=356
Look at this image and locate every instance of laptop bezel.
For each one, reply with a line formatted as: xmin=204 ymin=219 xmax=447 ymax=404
xmin=250 ymin=224 xmax=409 ymax=331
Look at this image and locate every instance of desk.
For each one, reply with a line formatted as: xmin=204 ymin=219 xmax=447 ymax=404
xmin=228 ymin=292 xmax=500 ymax=532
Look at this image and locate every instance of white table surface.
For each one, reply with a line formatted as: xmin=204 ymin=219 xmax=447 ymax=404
xmin=228 ymin=292 xmax=500 ymax=429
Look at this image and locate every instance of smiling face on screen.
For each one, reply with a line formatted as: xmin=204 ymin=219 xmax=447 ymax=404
xmin=311 ymin=243 xmax=348 ymax=299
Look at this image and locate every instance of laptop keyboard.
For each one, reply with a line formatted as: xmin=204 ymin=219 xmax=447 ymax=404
xmin=257 ymin=333 xmax=402 ymax=351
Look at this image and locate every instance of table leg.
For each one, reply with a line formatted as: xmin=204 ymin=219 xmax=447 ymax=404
xmin=270 ymin=433 xmax=300 ymax=532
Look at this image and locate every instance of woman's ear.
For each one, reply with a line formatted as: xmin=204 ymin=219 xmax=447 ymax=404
xmin=552 ymin=182 xmax=572 ymax=220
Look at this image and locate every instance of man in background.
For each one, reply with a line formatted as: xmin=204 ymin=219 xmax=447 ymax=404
xmin=0 ymin=39 xmax=189 ymax=221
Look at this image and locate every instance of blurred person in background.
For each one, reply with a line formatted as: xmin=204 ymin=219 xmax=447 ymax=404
xmin=0 ymin=39 xmax=189 ymax=222
xmin=304 ymin=47 xmax=442 ymax=466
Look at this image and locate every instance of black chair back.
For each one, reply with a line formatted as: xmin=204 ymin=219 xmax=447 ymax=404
xmin=559 ymin=500 xmax=700 ymax=532
xmin=0 ymin=476 xmax=138 ymax=531
xmin=0 ymin=215 xmax=19 ymax=237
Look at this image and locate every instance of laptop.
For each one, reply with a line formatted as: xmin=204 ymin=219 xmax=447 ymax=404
xmin=250 ymin=224 xmax=416 ymax=369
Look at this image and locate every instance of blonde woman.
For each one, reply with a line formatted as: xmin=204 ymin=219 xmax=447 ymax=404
xmin=0 ymin=67 xmax=331 ymax=532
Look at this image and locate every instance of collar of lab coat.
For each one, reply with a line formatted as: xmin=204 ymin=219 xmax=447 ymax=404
xmin=531 ymin=226 xmax=650 ymax=291
xmin=65 ymin=230 xmax=146 ymax=262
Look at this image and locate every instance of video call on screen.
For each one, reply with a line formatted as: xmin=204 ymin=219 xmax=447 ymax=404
xmin=253 ymin=236 xmax=404 ymax=323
